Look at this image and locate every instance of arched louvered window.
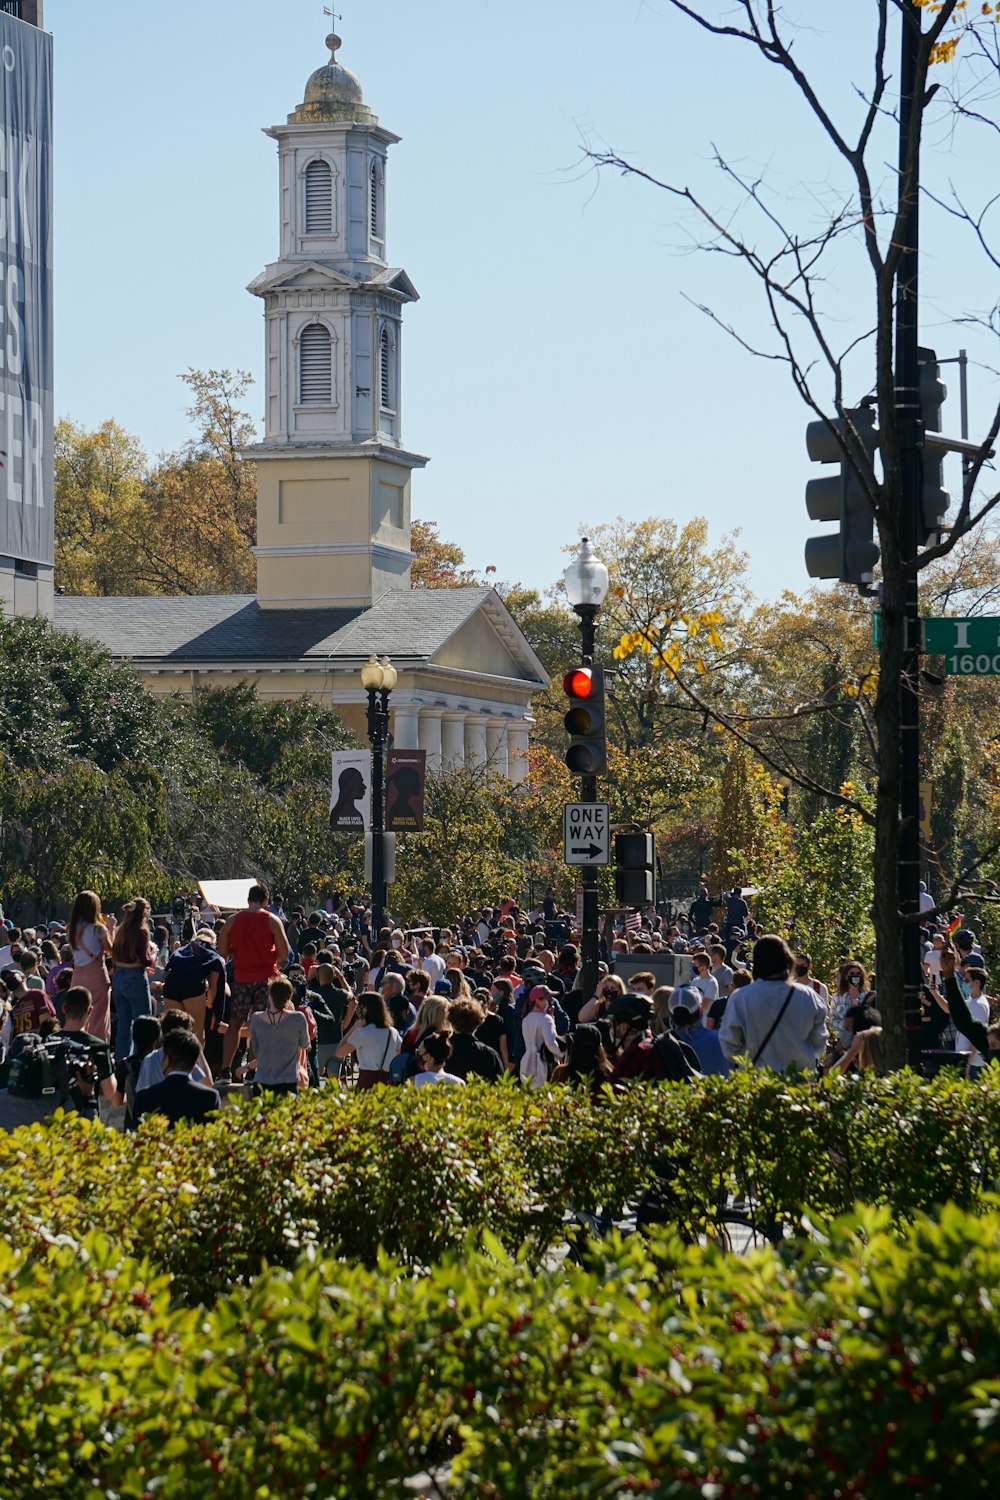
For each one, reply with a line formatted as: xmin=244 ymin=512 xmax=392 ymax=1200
xmin=379 ymin=325 xmax=394 ymax=410
xmin=370 ymin=158 xmax=384 ymax=240
xmin=300 ymin=323 xmax=332 ymax=404
xmin=304 ymin=158 xmax=333 ymax=233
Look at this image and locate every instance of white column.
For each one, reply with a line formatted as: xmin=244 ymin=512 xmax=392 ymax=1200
xmin=508 ymin=720 xmax=530 ymax=785
xmin=486 ymin=718 xmax=509 ymax=779
xmin=441 ymin=711 xmax=466 ymax=769
xmin=464 ymin=713 xmax=489 ymax=770
xmin=391 ymin=703 xmax=420 ymax=750
xmin=418 ymin=707 xmax=443 ymax=773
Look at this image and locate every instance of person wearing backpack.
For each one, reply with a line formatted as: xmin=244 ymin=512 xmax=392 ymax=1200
xmin=609 ymin=992 xmax=701 ymax=1084
xmin=719 ymin=934 xmax=828 ymax=1072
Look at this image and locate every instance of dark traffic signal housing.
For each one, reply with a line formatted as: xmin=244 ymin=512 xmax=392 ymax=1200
xmin=614 ymin=830 xmax=654 ymax=906
xmin=804 ymin=406 xmax=881 ymax=586
xmin=563 ymin=665 xmax=607 ymax=776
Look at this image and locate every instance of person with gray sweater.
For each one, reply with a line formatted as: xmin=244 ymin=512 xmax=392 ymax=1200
xmin=719 ymin=934 xmax=828 ymax=1073
xmin=245 ymin=976 xmax=310 ymax=1096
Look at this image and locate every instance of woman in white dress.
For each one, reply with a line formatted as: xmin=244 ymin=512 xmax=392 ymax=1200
xmin=519 ymin=985 xmax=563 ymax=1089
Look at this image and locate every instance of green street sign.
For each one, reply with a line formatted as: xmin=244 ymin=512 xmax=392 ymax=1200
xmin=872 ymin=613 xmax=1000 ymax=672
xmin=925 ymin=616 xmax=1000 ymax=673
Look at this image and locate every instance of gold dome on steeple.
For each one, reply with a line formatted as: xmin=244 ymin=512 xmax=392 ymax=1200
xmin=289 ymin=33 xmax=377 ymax=125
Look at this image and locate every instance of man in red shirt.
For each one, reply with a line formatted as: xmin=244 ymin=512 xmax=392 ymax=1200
xmin=217 ymin=883 xmax=290 ymax=1075
xmin=4 ymin=970 xmax=57 ymax=1036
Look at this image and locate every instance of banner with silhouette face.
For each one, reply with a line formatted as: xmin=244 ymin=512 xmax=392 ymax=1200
xmin=385 ymin=749 xmax=426 ymax=832
xmin=330 ymin=751 xmax=371 ymax=831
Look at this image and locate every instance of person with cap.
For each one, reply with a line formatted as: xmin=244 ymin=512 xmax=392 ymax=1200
xmin=519 ymin=984 xmax=564 ymax=1089
xmin=955 ymin=928 xmax=986 ymax=971
xmin=667 ymin=985 xmax=731 ymax=1076
xmin=609 ymin=992 xmax=700 ymax=1084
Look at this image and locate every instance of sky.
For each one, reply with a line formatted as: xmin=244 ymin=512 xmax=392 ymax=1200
xmin=45 ymin=0 xmax=1000 ymax=602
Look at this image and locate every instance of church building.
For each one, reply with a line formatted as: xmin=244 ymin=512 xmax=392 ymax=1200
xmin=56 ymin=32 xmax=547 ymax=780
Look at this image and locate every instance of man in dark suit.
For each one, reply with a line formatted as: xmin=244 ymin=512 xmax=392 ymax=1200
xmin=134 ymin=1031 xmax=221 ymax=1126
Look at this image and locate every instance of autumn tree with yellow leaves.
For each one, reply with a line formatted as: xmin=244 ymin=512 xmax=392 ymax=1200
xmin=55 ymin=369 xmax=258 ymax=596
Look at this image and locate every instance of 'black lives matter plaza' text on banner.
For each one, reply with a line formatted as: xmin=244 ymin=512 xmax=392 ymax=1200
xmin=0 ymin=12 xmax=52 ymax=567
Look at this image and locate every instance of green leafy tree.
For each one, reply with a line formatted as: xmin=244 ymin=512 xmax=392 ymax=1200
xmin=707 ymin=742 xmax=787 ymax=898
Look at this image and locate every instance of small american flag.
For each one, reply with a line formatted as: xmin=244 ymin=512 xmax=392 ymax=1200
xmin=624 ymin=911 xmax=642 ymax=932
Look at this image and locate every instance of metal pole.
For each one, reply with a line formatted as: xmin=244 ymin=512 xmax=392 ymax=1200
xmin=577 ymin=603 xmax=600 ymax=1002
xmin=896 ymin=0 xmax=924 ymax=1068
xmin=368 ymin=688 xmax=387 ymax=939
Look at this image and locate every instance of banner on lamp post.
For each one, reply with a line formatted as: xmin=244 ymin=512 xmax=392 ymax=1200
xmin=330 ymin=751 xmax=371 ymax=831
xmin=385 ymin=749 xmax=426 ymax=831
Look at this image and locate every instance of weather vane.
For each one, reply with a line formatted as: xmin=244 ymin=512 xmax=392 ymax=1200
xmin=323 ymin=6 xmax=342 ymax=32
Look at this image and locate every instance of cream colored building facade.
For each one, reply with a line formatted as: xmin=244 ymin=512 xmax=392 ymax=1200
xmin=56 ymin=34 xmax=546 ymax=779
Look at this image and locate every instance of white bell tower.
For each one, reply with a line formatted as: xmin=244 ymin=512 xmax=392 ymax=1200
xmin=246 ymin=32 xmax=427 ymax=609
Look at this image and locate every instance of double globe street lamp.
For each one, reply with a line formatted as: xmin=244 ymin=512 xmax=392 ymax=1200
xmin=361 ymin=653 xmax=397 ymax=936
xmin=563 ymin=538 xmax=610 ymax=1000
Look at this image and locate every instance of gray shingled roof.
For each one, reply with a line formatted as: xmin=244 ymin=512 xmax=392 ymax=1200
xmin=54 ymin=587 xmax=518 ymax=667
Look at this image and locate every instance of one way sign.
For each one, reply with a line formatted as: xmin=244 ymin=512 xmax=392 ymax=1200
xmin=563 ymin=802 xmax=611 ymax=866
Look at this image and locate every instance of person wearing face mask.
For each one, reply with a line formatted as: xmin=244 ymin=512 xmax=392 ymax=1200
xmin=793 ymin=953 xmax=830 ymax=1011
xmin=830 ymin=961 xmax=870 ymax=1055
xmin=941 ymin=942 xmax=1000 ymax=1072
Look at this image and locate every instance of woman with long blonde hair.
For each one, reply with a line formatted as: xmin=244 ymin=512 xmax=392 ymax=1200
xmin=68 ymin=890 xmax=112 ymax=1044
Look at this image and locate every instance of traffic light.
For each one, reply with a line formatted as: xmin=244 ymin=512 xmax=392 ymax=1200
xmin=563 ymin=665 xmax=607 ymax=776
xmin=918 ymin=345 xmax=950 ymax=544
xmin=614 ymin=831 xmax=654 ymax=906
xmin=804 ymin=407 xmax=881 ymax=585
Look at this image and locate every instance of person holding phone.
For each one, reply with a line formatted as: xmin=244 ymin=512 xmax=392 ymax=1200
xmin=576 ymin=973 xmax=626 ymax=1025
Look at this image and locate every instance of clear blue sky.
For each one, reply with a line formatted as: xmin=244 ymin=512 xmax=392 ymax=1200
xmin=46 ymin=0 xmax=999 ymax=600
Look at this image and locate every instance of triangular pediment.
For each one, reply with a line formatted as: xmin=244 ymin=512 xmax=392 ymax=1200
xmin=370 ymin=267 xmax=420 ymax=302
xmin=247 ymin=262 xmax=359 ymax=296
xmin=431 ymin=591 xmax=548 ymax=686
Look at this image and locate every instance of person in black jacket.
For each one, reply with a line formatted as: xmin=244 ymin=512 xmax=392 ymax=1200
xmin=134 ymin=1031 xmax=221 ymax=1126
xmin=447 ymin=998 xmax=504 ymax=1082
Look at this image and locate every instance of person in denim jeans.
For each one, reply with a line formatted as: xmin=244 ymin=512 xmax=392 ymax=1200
xmin=110 ymin=899 xmax=155 ymax=1064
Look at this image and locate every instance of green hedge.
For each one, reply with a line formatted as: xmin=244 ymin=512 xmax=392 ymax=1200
xmin=2 ymin=1207 xmax=1000 ymax=1497
xmin=1 ymin=1068 xmax=999 ymax=1300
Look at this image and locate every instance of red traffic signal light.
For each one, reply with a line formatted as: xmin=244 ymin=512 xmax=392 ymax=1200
xmin=563 ymin=665 xmax=606 ymax=776
xmin=563 ymin=667 xmax=594 ymax=698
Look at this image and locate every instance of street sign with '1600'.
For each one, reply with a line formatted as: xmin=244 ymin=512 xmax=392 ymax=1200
xmin=924 ymin=617 xmax=1000 ymax=675
xmin=872 ymin=613 xmax=1000 ymax=674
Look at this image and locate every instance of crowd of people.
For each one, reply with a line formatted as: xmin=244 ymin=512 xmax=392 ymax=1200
xmin=0 ymin=877 xmax=993 ymax=1130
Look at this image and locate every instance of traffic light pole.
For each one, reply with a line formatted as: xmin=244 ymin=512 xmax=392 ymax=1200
xmin=896 ymin=0 xmax=925 ymax=1067
xmin=366 ymin=684 xmax=390 ymax=939
xmin=576 ymin=603 xmax=601 ymax=1003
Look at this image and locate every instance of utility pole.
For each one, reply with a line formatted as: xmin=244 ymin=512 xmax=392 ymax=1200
xmin=896 ymin=0 xmax=925 ymax=1067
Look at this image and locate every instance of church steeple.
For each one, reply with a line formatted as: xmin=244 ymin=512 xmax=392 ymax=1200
xmin=245 ymin=32 xmax=427 ymax=610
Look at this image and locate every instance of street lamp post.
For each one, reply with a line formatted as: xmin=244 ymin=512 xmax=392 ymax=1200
xmin=361 ymin=653 xmax=397 ymax=937
xmin=564 ymin=538 xmax=610 ymax=1002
